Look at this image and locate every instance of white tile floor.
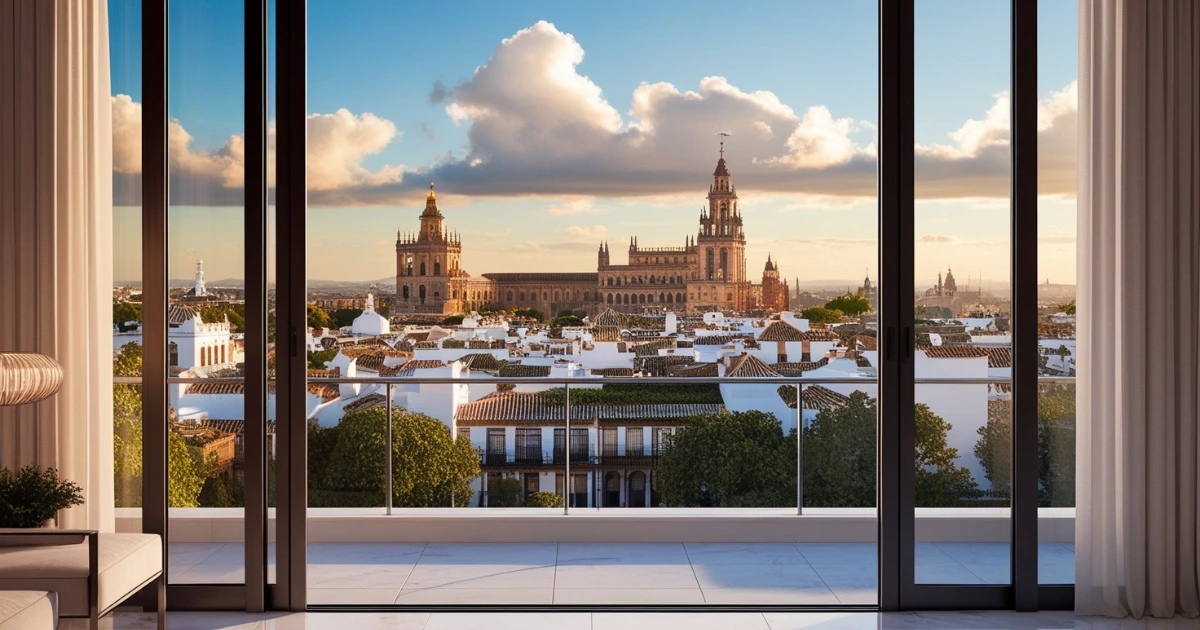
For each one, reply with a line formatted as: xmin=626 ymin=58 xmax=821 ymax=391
xmin=57 ymin=610 xmax=1200 ymax=630
xmin=167 ymin=542 xmax=1077 ymax=606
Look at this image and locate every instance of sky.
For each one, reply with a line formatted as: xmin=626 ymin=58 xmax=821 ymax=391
xmin=109 ymin=0 xmax=1079 ymax=291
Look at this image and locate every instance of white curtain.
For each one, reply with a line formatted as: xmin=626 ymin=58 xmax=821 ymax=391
xmin=1077 ymin=0 xmax=1200 ymax=618
xmin=0 ymin=0 xmax=114 ymax=531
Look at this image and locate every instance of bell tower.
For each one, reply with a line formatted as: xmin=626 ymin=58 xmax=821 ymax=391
xmin=419 ymin=182 xmax=444 ymax=243
xmin=695 ymin=141 xmax=748 ymax=310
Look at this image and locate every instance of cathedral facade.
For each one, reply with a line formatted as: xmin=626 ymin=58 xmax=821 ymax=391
xmin=395 ymin=149 xmax=757 ymax=316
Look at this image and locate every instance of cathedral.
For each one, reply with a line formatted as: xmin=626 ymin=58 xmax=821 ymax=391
xmin=396 ymin=146 xmax=765 ymax=316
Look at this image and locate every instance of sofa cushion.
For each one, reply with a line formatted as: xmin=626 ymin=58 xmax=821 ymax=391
xmin=0 ymin=533 xmax=161 ymax=617
xmin=0 ymin=591 xmax=56 ymax=630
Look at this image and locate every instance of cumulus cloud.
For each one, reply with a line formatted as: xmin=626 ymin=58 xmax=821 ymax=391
xmin=111 ymin=96 xmax=403 ymax=206
xmin=111 ymin=21 xmax=1078 ymax=206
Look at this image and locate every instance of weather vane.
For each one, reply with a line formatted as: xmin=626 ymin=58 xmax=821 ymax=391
xmin=716 ymin=131 xmax=731 ymax=157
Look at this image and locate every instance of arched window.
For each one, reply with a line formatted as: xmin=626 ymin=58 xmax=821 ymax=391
xmin=434 ymin=259 xmax=441 ymax=275
xmin=434 ymin=292 xmax=440 ymax=298
xmin=554 ymin=291 xmax=560 ymax=301
xmin=220 ymin=346 xmax=226 ymax=363
xmin=419 ymin=285 xmax=427 ymax=303
xmin=648 ymin=294 xmax=655 ymax=303
xmin=402 ymin=285 xmax=410 ymax=299
xmin=727 ymin=293 xmax=733 ymax=301
xmin=607 ymin=277 xmax=613 ymax=286
xmin=706 ymin=248 xmax=714 ymax=280
xmin=658 ymin=293 xmax=664 ymax=303
xmin=650 ymin=276 xmax=655 ymax=284
xmin=677 ymin=292 xmax=684 ymax=303
xmin=666 ymin=293 xmax=674 ymax=304
xmin=520 ymin=292 xmax=525 ymax=301
xmin=406 ymin=256 xmax=413 ymax=276
xmin=543 ymin=292 xmax=548 ymax=301
xmin=623 ymin=294 xmax=629 ymax=305
xmin=420 ymin=262 xmax=426 ymax=276
xmin=720 ymin=249 xmax=729 ymax=280
xmin=607 ymin=293 xmax=613 ymax=304
xmin=507 ymin=291 xmax=513 ymax=302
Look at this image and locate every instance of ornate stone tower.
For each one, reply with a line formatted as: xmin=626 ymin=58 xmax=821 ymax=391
xmin=692 ymin=142 xmax=749 ymax=311
xmin=597 ymin=241 xmax=610 ymax=267
xmin=396 ymin=183 xmax=463 ymax=311
xmin=761 ymin=254 xmax=789 ymax=313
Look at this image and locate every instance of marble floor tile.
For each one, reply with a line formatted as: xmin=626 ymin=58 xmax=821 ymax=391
xmin=684 ymin=543 xmax=807 ymax=565
xmin=264 ymin=612 xmax=429 ymax=630
xmin=553 ymin=563 xmax=700 ymax=589
xmin=553 ymin=588 xmax=706 ymax=605
xmin=403 ymin=563 xmax=557 ymax=589
xmin=595 ymin=612 xmax=771 ymax=630
xmin=306 ymin=563 xmax=416 ymax=589
xmin=306 ymin=588 xmax=403 ymax=605
xmin=766 ymin=612 xmax=895 ymax=630
xmin=394 ymin=588 xmax=554 ymax=605
xmin=307 ymin=542 xmax=425 ymax=565
xmin=418 ymin=542 xmax=558 ymax=564
xmin=793 ymin=543 xmax=879 ymax=566
xmin=701 ymin=587 xmax=840 ymax=605
xmin=424 ymin=612 xmax=591 ymax=630
xmin=556 ymin=542 xmax=691 ymax=565
xmin=692 ymin=562 xmax=827 ymax=590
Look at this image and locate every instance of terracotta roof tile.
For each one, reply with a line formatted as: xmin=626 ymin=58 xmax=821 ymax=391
xmin=670 ymin=362 xmax=719 ymax=378
xmin=855 ymin=335 xmax=878 ymax=351
xmin=342 ymin=393 xmax=386 ymax=414
xmin=725 ymin=354 xmax=782 ymax=378
xmin=984 ymin=347 xmax=1013 ymax=368
xmin=768 ymin=357 xmax=831 ymax=377
xmin=920 ymin=346 xmax=989 ymax=359
xmin=694 ymin=334 xmax=734 ymax=346
xmin=455 ymin=391 xmax=722 ymax=426
xmin=758 ymin=320 xmax=806 ymax=342
xmin=778 ymin=384 xmax=852 ymax=410
xmin=497 ymin=364 xmax=551 ymax=377
xmin=591 ymin=367 xmax=635 ymax=377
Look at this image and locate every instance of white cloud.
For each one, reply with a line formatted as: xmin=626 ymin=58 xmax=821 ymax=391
xmin=111 ymin=96 xmax=404 ymax=206
xmin=110 ymin=23 xmax=1079 ymax=207
xmin=921 ymin=234 xmax=957 ymax=244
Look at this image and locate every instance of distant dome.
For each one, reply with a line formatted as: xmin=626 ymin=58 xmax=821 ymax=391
xmin=168 ymin=303 xmax=200 ymax=326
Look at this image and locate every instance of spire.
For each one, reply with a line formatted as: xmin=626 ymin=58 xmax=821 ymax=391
xmin=421 ymin=181 xmax=442 ymax=218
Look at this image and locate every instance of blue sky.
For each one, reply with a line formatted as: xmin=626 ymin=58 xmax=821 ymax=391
xmin=110 ymin=0 xmax=1079 ymax=290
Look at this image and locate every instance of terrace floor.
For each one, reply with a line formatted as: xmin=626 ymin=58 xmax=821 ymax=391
xmin=168 ymin=542 xmax=1076 ymax=605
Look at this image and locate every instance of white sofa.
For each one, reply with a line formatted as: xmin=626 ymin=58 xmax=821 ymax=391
xmin=0 ymin=530 xmax=164 ymax=630
xmin=0 ymin=591 xmax=56 ymax=630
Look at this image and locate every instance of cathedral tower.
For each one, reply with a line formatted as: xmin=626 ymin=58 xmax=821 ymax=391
xmin=692 ymin=142 xmax=749 ymax=311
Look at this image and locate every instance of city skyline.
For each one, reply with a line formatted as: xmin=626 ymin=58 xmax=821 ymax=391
xmin=109 ymin=0 xmax=1078 ymax=288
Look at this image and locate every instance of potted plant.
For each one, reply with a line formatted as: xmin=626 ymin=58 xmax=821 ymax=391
xmin=0 ymin=465 xmax=85 ymax=527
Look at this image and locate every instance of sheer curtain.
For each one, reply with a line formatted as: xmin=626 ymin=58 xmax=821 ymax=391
xmin=1077 ymin=0 xmax=1199 ymax=618
xmin=0 ymin=0 xmax=114 ymax=531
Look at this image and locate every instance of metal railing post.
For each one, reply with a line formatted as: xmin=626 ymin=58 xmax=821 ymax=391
xmin=796 ymin=383 xmax=804 ymax=516
xmin=564 ymin=383 xmax=570 ymax=515
xmin=385 ymin=383 xmax=393 ymax=515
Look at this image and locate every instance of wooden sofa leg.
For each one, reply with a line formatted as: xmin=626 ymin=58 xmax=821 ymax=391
xmin=157 ymin=574 xmax=167 ymax=630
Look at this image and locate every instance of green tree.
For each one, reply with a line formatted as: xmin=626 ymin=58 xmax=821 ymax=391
xmin=512 ymin=308 xmax=544 ymax=321
xmin=440 ymin=315 xmax=465 ymax=326
xmin=1061 ymin=300 xmax=1076 ymax=316
xmin=487 ymin=478 xmax=524 ymax=507
xmin=525 ymin=491 xmax=564 ymax=508
xmin=825 ymin=293 xmax=872 ymax=316
xmin=802 ymin=392 xmax=981 ymax=507
xmin=551 ymin=315 xmax=585 ymax=327
xmin=307 ymin=348 xmax=339 ymax=371
xmin=657 ymin=411 xmax=797 ymax=508
xmin=200 ymin=303 xmax=245 ymax=331
xmin=113 ymin=301 xmax=143 ymax=331
xmin=330 ymin=308 xmax=363 ymax=329
xmin=307 ymin=304 xmax=333 ymax=329
xmin=973 ymin=384 xmax=1076 ymax=506
xmin=111 ymin=342 xmax=210 ymax=508
xmin=323 ymin=408 xmax=480 ymax=507
xmin=167 ymin=432 xmax=206 ymax=507
xmin=800 ymin=306 xmax=843 ymax=325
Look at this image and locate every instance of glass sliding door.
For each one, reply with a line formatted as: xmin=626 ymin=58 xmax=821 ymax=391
xmin=293 ymin=0 xmax=880 ymax=608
